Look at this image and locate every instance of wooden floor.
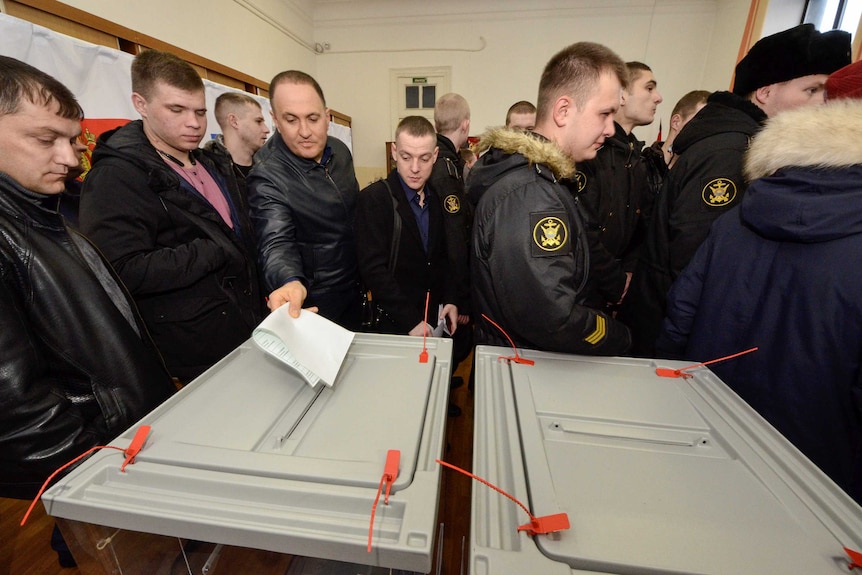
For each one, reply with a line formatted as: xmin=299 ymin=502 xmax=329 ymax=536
xmin=0 ymin=355 xmax=474 ymax=575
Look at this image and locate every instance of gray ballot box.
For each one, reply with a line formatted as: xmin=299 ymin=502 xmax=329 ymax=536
xmin=470 ymin=346 xmax=862 ymax=574
xmin=41 ymin=334 xmax=453 ymax=575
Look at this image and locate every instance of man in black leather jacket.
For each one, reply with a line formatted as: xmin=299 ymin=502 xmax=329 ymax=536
xmin=248 ymin=71 xmax=362 ymax=330
xmin=0 ymin=56 xmax=175 ymax=500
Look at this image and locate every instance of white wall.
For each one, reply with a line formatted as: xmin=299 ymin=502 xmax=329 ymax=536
xmin=312 ymin=0 xmax=751 ymax=181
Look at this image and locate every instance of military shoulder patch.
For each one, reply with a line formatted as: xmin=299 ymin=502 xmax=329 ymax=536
xmin=701 ymin=177 xmax=738 ymax=207
xmin=443 ymin=194 xmax=461 ymax=214
xmin=531 ymin=211 xmax=571 ymax=257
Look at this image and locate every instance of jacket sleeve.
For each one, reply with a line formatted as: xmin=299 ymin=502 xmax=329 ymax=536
xmin=655 ymin=232 xmax=712 ymax=360
xmin=80 ymin=164 xmax=228 ymax=295
xmin=355 ymin=182 xmax=416 ymax=332
xmin=247 ymin=173 xmax=306 ymax=293
xmin=0 ymin=279 xmax=104 ymax=497
xmin=477 ymin=181 xmax=630 ymax=355
xmin=666 ymin=141 xmax=746 ymax=280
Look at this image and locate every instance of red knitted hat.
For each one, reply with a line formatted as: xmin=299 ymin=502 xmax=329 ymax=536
xmin=826 ymin=60 xmax=862 ymax=100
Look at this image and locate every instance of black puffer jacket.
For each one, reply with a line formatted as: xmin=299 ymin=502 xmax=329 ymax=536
xmin=80 ymin=120 xmax=263 ymax=381
xmin=467 ymin=129 xmax=630 ymax=355
xmin=574 ymin=122 xmax=653 ymax=273
xmin=247 ymin=134 xmax=360 ymax=297
xmin=620 ymin=91 xmax=766 ymax=357
xmin=0 ymin=172 xmax=174 ymax=499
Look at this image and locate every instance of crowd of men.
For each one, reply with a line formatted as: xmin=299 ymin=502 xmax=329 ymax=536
xmin=2 ymin=21 xmax=862 ymax=567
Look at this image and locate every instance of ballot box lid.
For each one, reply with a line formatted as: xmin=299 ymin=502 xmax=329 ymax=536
xmin=470 ymin=346 xmax=862 ymax=575
xmin=43 ymin=335 xmax=453 ymax=573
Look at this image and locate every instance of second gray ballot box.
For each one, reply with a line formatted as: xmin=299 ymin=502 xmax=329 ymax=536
xmin=41 ymin=335 xmax=453 ymax=574
xmin=470 ymin=345 xmax=862 ymax=574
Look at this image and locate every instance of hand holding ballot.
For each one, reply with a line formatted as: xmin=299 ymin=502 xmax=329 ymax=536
xmin=252 ymin=307 xmax=354 ymax=388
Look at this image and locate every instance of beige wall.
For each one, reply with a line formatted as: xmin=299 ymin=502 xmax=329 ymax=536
xmin=55 ymin=0 xmax=752 ymax=184
xmin=313 ymin=0 xmax=752 ymax=177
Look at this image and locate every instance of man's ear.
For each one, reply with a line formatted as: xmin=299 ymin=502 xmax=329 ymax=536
xmin=227 ymin=112 xmax=240 ymax=129
xmin=619 ymin=90 xmax=629 ymax=107
xmin=131 ymin=92 xmax=147 ymax=117
xmin=753 ymin=85 xmax=772 ymax=107
xmin=670 ymin=113 xmax=683 ymax=132
xmin=391 ymin=141 xmax=397 ymax=163
xmin=552 ymin=95 xmax=573 ymax=127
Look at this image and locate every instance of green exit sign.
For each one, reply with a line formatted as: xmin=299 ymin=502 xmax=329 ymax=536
xmin=412 ymin=77 xmax=428 ymax=84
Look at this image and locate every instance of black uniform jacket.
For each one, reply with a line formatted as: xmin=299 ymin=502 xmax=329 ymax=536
xmin=428 ymin=134 xmax=472 ymax=314
xmin=620 ymin=92 xmax=766 ymax=356
xmin=467 ymin=128 xmax=630 ymax=355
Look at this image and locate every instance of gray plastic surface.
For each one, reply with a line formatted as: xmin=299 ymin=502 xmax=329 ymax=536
xmin=42 ymin=335 xmax=453 ymax=573
xmin=471 ymin=346 xmax=862 ymax=575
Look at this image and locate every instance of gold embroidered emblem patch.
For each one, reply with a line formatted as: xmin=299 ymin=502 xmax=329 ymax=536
xmin=702 ymin=178 xmax=738 ymax=206
xmin=533 ymin=216 xmax=568 ymax=252
xmin=444 ymin=194 xmax=461 ymax=214
xmin=573 ymin=171 xmax=587 ymax=193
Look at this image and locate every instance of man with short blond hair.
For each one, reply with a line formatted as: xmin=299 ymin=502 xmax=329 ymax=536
xmin=356 ymin=116 xmax=458 ymax=336
xmin=467 ymin=42 xmax=631 ymax=355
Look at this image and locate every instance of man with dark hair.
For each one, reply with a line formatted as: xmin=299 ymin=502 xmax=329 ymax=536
xmin=356 ymin=116 xmax=458 ymax=336
xmin=247 ymin=70 xmax=362 ymax=329
xmin=505 ymin=100 xmax=536 ymax=131
xmin=572 ymin=61 xmax=663 ymax=311
xmin=80 ymin=49 xmax=263 ymax=382
xmin=205 ymin=91 xmax=270 ymax=181
xmin=0 ymin=55 xmax=174 ymax=498
xmin=624 ymin=23 xmax=851 ymax=357
xmin=467 ymin=42 xmax=631 ymax=355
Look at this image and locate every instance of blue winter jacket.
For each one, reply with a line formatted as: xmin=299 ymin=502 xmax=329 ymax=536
xmin=657 ymin=99 xmax=862 ymax=503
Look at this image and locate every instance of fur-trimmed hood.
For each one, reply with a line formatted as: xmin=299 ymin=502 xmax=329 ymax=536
xmin=739 ymin=99 xmax=862 ymax=243
xmin=473 ymin=128 xmax=575 ymax=180
xmin=744 ymin=99 xmax=862 ymax=181
xmin=467 ymin=128 xmax=575 ymax=206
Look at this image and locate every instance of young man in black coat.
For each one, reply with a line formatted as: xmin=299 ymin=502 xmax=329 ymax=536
xmin=356 ymin=116 xmax=458 ymax=337
xmin=80 ymin=50 xmax=263 ymax=382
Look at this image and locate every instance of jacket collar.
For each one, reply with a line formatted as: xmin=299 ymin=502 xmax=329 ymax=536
xmin=0 ymin=172 xmax=66 ymax=229
xmin=473 ymin=128 xmax=575 ymax=180
xmin=744 ymin=99 xmax=862 ymax=181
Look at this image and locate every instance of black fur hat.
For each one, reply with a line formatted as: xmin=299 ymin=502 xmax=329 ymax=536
xmin=733 ymin=24 xmax=851 ymax=96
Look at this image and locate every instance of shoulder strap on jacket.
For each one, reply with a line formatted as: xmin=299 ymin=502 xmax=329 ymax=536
xmin=382 ymin=180 xmax=401 ymax=273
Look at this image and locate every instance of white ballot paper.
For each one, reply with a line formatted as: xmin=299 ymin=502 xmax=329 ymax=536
xmin=431 ymin=304 xmax=452 ymax=338
xmin=252 ymin=307 xmax=355 ymax=388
